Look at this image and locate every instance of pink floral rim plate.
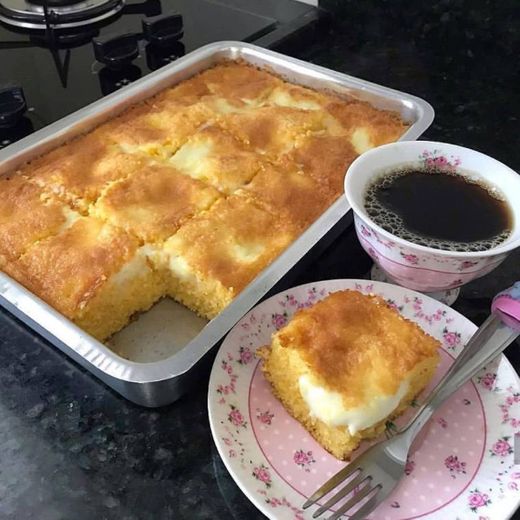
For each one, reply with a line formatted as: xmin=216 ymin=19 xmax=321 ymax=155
xmin=208 ymin=280 xmax=520 ymax=520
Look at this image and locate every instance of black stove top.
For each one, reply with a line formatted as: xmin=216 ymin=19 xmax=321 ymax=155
xmin=0 ymin=0 xmax=322 ymax=149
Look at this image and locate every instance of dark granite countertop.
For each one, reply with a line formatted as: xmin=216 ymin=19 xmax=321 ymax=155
xmin=0 ymin=1 xmax=518 ymax=519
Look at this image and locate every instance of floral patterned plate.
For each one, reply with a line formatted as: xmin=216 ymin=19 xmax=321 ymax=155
xmin=208 ymin=280 xmax=520 ymax=520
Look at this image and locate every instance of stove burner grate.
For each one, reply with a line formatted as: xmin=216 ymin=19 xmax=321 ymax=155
xmin=0 ymin=0 xmax=125 ymax=30
xmin=28 ymin=0 xmax=86 ymax=6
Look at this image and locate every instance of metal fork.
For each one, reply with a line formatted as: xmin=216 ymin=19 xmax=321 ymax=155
xmin=303 ymin=285 xmax=520 ymax=520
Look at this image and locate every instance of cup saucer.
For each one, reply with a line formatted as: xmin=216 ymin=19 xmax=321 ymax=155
xmin=370 ymin=264 xmax=460 ymax=305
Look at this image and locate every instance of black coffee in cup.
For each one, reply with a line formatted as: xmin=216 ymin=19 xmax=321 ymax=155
xmin=364 ymin=167 xmax=513 ymax=252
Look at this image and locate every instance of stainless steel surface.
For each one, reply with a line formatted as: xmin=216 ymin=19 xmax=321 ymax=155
xmin=0 ymin=41 xmax=434 ymax=406
xmin=304 ymin=310 xmax=519 ymax=519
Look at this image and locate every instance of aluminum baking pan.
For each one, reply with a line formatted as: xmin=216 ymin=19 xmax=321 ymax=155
xmin=0 ymin=41 xmax=434 ymax=406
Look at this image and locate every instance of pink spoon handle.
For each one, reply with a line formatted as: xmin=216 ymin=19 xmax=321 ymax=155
xmin=492 ymin=282 xmax=520 ymax=332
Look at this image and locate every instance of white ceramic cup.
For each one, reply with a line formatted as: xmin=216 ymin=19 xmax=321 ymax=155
xmin=344 ymin=141 xmax=520 ymax=302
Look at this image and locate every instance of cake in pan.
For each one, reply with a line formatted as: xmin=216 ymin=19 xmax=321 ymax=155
xmin=154 ymin=195 xmax=300 ymax=319
xmin=0 ymin=174 xmax=81 ymax=262
xmin=258 ymin=290 xmax=440 ymax=460
xmin=91 ymin=162 xmax=221 ymax=243
xmin=5 ymin=217 xmax=163 ymax=341
xmin=0 ymin=63 xmax=406 ymax=342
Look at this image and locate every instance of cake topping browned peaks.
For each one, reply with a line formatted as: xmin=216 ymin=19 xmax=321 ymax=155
xmin=276 ymin=290 xmax=439 ymax=400
xmin=0 ymin=62 xmax=407 ymax=340
xmin=92 ymin=163 xmax=221 ymax=244
xmin=0 ymin=174 xmax=80 ymax=262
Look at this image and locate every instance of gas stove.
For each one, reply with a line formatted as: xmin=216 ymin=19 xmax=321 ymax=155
xmin=0 ymin=0 xmax=125 ymax=30
xmin=0 ymin=0 xmax=325 ymax=149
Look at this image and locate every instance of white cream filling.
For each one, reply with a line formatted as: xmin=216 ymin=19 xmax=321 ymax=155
xmin=147 ymin=241 xmax=195 ymax=286
xmin=209 ymin=98 xmax=251 ymax=114
xmin=169 ymin=140 xmax=212 ymax=180
xmin=298 ymin=375 xmax=409 ymax=436
xmin=110 ymin=246 xmax=154 ymax=286
xmin=59 ymin=206 xmax=81 ymax=232
xmin=350 ymin=127 xmax=374 ymax=154
xmin=231 ymin=242 xmax=264 ymax=263
xmin=269 ymin=89 xmax=322 ymax=111
xmin=119 ymin=142 xmax=161 ymax=155
xmin=168 ymin=255 xmax=196 ymax=282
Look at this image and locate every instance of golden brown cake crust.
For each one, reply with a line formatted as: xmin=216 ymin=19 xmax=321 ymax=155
xmin=0 ymin=62 xmax=408 ymax=339
xmin=216 ymin=105 xmax=330 ymax=156
xmin=15 ymin=218 xmax=138 ymax=319
xmin=326 ymin=100 xmax=407 ymax=145
xmin=166 ymin=195 xmax=299 ymax=294
xmin=21 ymin=133 xmax=147 ymax=208
xmin=197 ymin=62 xmax=282 ymax=102
xmin=275 ymin=290 xmax=440 ymax=403
xmin=93 ymin=163 xmax=221 ymax=243
xmin=0 ymin=174 xmax=74 ymax=261
xmin=237 ymin=163 xmax=335 ymax=230
xmin=280 ymin=134 xmax=359 ymax=196
xmin=98 ymin=101 xmax=213 ymax=154
xmin=169 ymin=125 xmax=263 ymax=194
xmin=259 ymin=289 xmax=440 ymax=459
xmin=155 ymin=76 xmax=211 ymax=105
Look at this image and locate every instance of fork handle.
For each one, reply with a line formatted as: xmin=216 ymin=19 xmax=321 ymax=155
xmin=400 ymin=282 xmax=520 ymax=445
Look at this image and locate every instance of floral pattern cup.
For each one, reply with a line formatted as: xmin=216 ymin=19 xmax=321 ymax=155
xmin=344 ymin=141 xmax=520 ymax=301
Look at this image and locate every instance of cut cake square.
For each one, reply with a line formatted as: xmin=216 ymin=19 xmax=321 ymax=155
xmin=196 ymin=62 xmax=282 ymax=105
xmin=98 ymin=101 xmax=213 ymax=160
xmin=168 ymin=125 xmax=263 ymax=194
xmin=215 ymin=105 xmax=341 ymax=157
xmin=235 ymin=163 xmax=336 ymax=231
xmin=92 ymin=162 xmax=221 ymax=243
xmin=266 ymin=83 xmax=331 ymax=111
xmin=155 ymin=195 xmax=299 ymax=320
xmin=278 ymin=134 xmax=359 ymax=197
xmin=152 ymin=75 xmax=212 ymax=107
xmin=13 ymin=217 xmax=163 ymax=340
xmin=326 ymin=100 xmax=407 ymax=154
xmin=0 ymin=173 xmax=81 ymax=262
xmin=259 ymin=290 xmax=440 ymax=460
xmin=21 ymin=132 xmax=147 ymax=211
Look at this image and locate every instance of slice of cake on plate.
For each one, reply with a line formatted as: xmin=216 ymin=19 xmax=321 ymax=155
xmin=258 ymin=290 xmax=440 ymax=460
